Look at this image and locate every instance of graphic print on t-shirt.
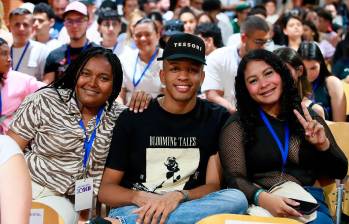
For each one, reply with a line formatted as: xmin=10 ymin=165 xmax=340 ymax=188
xmin=131 ymin=136 xmax=200 ymax=193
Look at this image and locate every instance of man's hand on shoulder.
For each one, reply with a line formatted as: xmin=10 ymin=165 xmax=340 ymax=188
xmin=128 ymin=91 xmax=152 ymax=113
xmin=132 ymin=191 xmax=184 ymax=224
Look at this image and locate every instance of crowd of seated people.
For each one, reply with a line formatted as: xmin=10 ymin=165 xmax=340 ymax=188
xmin=0 ymin=0 xmax=349 ymax=223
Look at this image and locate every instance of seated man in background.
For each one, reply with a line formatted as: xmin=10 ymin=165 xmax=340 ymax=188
xmin=9 ymin=7 xmax=49 ymax=81
xmin=98 ymin=33 xmax=248 ymax=224
xmin=195 ymin=22 xmax=224 ymax=56
xmin=43 ymin=1 xmax=98 ymax=83
xmin=201 ymin=16 xmax=271 ymax=114
xmin=97 ymin=9 xmax=123 ymax=56
xmin=33 ymin=3 xmax=63 ymax=52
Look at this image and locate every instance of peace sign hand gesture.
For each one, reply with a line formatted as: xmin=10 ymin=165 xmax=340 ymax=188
xmin=293 ymin=102 xmax=330 ymax=151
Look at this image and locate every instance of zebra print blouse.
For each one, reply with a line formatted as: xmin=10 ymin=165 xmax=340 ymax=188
xmin=10 ymin=88 xmax=126 ymax=195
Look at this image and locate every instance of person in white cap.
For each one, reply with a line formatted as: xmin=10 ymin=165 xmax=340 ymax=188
xmin=43 ymin=0 xmax=99 ymax=83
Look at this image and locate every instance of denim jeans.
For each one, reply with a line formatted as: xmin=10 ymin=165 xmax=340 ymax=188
xmin=108 ymin=189 xmax=248 ymax=224
xmin=305 ymin=186 xmax=334 ymax=224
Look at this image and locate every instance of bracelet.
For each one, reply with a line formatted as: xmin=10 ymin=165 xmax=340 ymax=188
xmin=253 ymin=189 xmax=265 ymax=206
xmin=175 ymin=190 xmax=190 ymax=202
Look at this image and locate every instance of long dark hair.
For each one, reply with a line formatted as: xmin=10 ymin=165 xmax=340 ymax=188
xmin=303 ymin=20 xmax=319 ymax=42
xmin=282 ymin=14 xmax=303 ymax=46
xmin=235 ymin=49 xmax=304 ymax=148
xmin=48 ymin=47 xmax=123 ymax=111
xmin=297 ymin=41 xmax=331 ymax=86
xmin=273 ymin=47 xmax=312 ymax=99
xmin=0 ymin=37 xmax=8 ymax=85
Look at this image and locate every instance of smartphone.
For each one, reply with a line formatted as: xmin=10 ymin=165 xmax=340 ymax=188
xmin=288 ymin=198 xmax=320 ymax=215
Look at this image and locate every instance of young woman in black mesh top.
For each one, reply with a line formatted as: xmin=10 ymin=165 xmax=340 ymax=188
xmin=219 ymin=49 xmax=347 ymax=223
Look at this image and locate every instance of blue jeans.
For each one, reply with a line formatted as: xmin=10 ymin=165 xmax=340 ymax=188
xmin=305 ymin=186 xmax=334 ymax=224
xmin=108 ymin=189 xmax=248 ymax=224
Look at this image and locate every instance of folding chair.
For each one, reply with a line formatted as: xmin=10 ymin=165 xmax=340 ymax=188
xmin=95 ymin=200 xmax=111 ymax=218
xmin=31 ymin=201 xmax=64 ymax=224
xmin=342 ymin=81 xmax=349 ymax=116
xmin=326 ymin=122 xmax=349 ymax=224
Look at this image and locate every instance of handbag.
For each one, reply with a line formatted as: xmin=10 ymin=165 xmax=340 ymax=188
xmin=247 ymin=181 xmax=317 ymax=223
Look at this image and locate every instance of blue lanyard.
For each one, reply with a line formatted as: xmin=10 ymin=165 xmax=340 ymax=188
xmin=259 ymin=109 xmax=290 ymax=172
xmin=67 ymin=41 xmax=89 ymax=64
xmin=79 ymin=107 xmax=104 ymax=168
xmin=10 ymin=42 xmax=30 ymax=71
xmin=132 ymin=48 xmax=159 ymax=88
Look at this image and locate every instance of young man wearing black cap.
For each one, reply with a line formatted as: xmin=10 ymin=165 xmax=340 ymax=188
xmin=97 ymin=9 xmax=122 ymax=55
xmin=98 ymin=33 xmax=247 ymax=224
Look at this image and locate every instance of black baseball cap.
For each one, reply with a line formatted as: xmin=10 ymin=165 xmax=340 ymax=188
xmin=158 ymin=33 xmax=206 ymax=65
xmin=99 ymin=0 xmax=118 ymax=11
xmin=164 ymin=19 xmax=184 ymax=36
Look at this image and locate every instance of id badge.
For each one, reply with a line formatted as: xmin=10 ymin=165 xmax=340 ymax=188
xmin=74 ymin=177 xmax=93 ymax=211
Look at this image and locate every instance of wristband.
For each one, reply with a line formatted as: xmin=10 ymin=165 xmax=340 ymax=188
xmin=253 ymin=189 xmax=265 ymax=206
xmin=175 ymin=190 xmax=190 ymax=202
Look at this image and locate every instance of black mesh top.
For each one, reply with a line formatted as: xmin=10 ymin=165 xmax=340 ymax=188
xmin=219 ymin=112 xmax=348 ymax=203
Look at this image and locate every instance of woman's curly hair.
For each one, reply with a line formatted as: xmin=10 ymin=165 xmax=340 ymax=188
xmin=235 ymin=49 xmax=305 ymax=148
xmin=45 ymin=47 xmax=123 ymax=111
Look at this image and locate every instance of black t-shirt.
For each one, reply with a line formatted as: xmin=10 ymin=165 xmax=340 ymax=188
xmin=106 ymin=98 xmax=229 ymax=193
xmin=44 ymin=42 xmax=99 ymax=80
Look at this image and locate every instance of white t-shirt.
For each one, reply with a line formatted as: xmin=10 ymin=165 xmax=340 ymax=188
xmin=216 ymin=13 xmax=233 ymax=45
xmin=10 ymin=40 xmax=49 ymax=81
xmin=201 ymin=46 xmax=240 ymax=107
xmin=226 ymin=33 xmax=241 ymax=48
xmin=46 ymin=38 xmax=63 ymax=52
xmin=0 ymin=135 xmax=22 ymax=166
xmin=100 ymin=41 xmax=125 ymax=57
xmin=120 ymin=48 xmax=163 ymax=104
xmin=220 ymin=0 xmax=241 ymax=7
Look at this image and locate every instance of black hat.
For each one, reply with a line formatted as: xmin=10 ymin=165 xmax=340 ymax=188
xmin=148 ymin=11 xmax=163 ymax=23
xmin=99 ymin=0 xmax=118 ymax=11
xmin=164 ymin=19 xmax=184 ymax=36
xmin=158 ymin=33 xmax=206 ymax=65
